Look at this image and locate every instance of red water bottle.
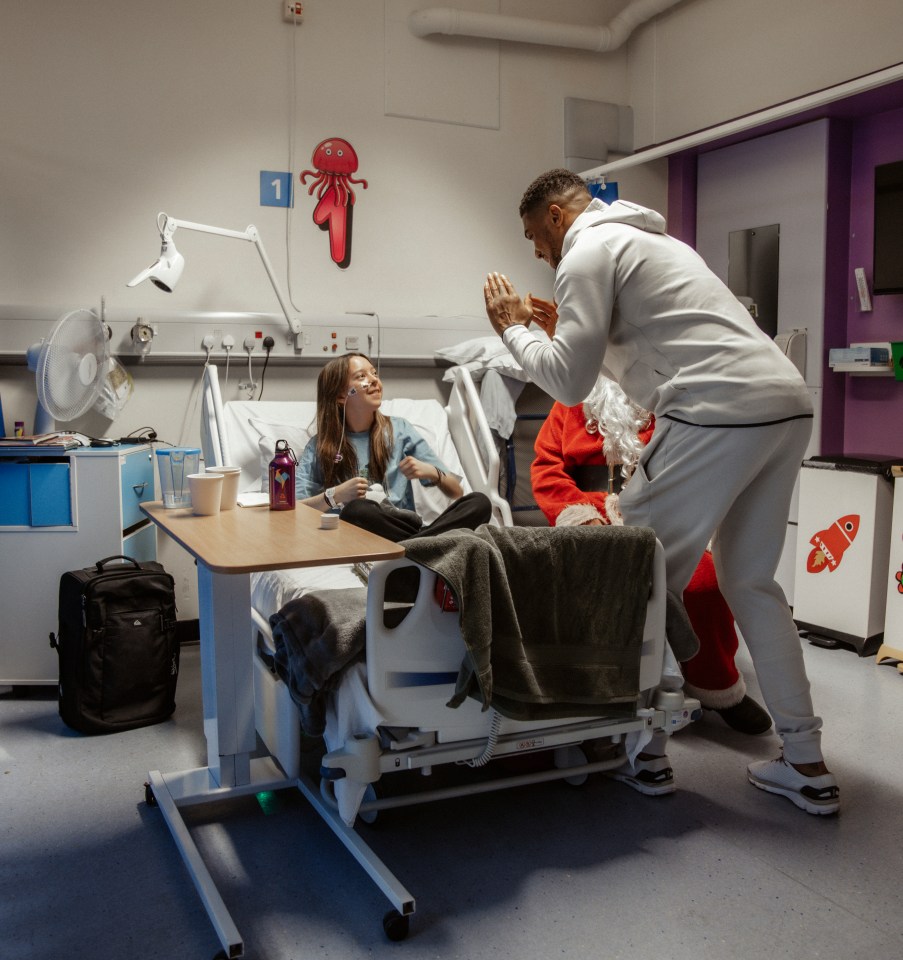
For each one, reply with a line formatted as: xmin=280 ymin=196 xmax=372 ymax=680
xmin=268 ymin=439 xmax=297 ymax=511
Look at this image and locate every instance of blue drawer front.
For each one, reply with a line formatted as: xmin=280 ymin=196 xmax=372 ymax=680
xmin=0 ymin=459 xmax=72 ymax=526
xmin=0 ymin=461 xmax=31 ymax=525
xmin=29 ymin=462 xmax=73 ymax=526
xmin=120 ymin=449 xmax=155 ymax=529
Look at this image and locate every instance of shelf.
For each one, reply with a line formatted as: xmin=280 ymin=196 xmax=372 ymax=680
xmin=829 ymin=364 xmax=894 ymax=376
xmin=829 ymin=341 xmax=896 ymax=377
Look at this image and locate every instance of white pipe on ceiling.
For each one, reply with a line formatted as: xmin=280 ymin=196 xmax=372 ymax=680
xmin=408 ymin=0 xmax=684 ymax=53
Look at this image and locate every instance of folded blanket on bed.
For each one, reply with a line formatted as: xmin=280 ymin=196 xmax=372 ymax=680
xmin=269 ymin=590 xmax=410 ymax=737
xmin=403 ymin=524 xmax=674 ymax=722
xmin=269 ymin=588 xmax=368 ymax=736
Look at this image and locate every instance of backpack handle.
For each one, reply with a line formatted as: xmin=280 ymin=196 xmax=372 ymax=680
xmin=95 ymin=555 xmax=142 ymax=572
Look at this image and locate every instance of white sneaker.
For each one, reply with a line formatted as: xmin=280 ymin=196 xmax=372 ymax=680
xmin=747 ymin=756 xmax=840 ymax=815
xmin=608 ymin=754 xmax=675 ymax=796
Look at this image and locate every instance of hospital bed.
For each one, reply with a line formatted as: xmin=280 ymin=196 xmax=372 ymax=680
xmin=200 ymin=363 xmax=700 ymax=940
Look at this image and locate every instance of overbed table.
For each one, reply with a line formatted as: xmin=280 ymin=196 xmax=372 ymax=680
xmin=140 ymin=500 xmax=405 ymax=958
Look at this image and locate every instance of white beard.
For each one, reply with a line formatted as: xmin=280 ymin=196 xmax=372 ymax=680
xmin=582 ymin=374 xmax=651 ymax=481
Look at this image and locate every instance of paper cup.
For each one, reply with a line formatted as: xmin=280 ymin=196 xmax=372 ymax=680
xmin=206 ymin=465 xmax=241 ymax=510
xmin=187 ymin=472 xmax=223 ymax=516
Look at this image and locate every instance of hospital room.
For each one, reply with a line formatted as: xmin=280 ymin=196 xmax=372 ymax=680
xmin=3 ymin=0 xmax=903 ymax=957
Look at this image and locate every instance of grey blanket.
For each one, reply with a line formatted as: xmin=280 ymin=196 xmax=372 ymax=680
xmin=270 ymin=589 xmax=410 ymax=736
xmin=270 ymin=525 xmax=699 ymax=734
xmin=403 ymin=524 xmax=676 ymax=721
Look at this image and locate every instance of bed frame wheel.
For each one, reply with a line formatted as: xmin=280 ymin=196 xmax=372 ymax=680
xmin=144 ymin=781 xmax=157 ymax=807
xmin=554 ymin=745 xmax=589 ymax=786
xmin=383 ymin=909 xmax=410 ymax=941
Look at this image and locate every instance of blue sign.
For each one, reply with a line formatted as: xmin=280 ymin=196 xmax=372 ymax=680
xmin=260 ymin=171 xmax=293 ymax=208
xmin=588 ymin=180 xmax=618 ymax=203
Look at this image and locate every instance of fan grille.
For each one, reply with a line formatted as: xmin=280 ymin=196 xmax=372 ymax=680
xmin=36 ymin=309 xmax=109 ymax=421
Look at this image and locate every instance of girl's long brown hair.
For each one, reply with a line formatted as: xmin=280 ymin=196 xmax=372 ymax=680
xmin=316 ymin=353 xmax=394 ymax=488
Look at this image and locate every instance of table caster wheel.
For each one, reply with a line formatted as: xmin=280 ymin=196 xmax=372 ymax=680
xmin=144 ymin=782 xmax=157 ymax=807
xmin=383 ymin=909 xmax=410 ymax=941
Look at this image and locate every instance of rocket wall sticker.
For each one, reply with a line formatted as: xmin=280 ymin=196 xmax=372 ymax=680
xmin=806 ymin=514 xmax=860 ymax=573
xmin=299 ymin=138 xmax=367 ymax=269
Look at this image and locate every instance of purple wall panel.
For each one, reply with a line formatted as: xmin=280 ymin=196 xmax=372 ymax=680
xmin=843 ymin=106 xmax=903 ymax=456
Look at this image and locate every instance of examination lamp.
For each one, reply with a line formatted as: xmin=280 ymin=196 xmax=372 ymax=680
xmin=127 ymin=212 xmax=302 ymax=348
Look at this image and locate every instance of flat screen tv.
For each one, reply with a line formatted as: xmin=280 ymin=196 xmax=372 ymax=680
xmin=873 ymin=159 xmax=903 ymax=295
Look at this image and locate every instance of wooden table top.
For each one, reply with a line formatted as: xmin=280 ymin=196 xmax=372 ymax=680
xmin=140 ymin=501 xmax=405 ymax=574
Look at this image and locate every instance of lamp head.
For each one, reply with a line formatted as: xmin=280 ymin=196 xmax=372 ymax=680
xmin=126 ymin=238 xmax=185 ymax=292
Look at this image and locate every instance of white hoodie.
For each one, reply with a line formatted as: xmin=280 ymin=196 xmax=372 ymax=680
xmin=503 ymin=199 xmax=812 ymax=427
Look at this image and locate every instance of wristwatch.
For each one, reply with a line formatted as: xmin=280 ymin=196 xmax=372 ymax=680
xmin=324 ymin=487 xmax=337 ymax=509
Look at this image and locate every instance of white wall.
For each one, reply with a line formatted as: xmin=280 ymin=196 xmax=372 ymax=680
xmin=628 ymin=0 xmax=903 ymax=148
xmin=0 ymin=0 xmax=625 ymax=318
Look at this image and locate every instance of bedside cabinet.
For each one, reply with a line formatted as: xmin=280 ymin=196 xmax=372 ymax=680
xmin=0 ymin=444 xmax=156 ymax=684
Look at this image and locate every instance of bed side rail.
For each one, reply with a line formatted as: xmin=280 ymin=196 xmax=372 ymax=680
xmin=445 ymin=366 xmax=513 ymax=527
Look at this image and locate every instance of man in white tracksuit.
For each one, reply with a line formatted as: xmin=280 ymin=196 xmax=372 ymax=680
xmin=483 ymin=168 xmax=839 ymax=815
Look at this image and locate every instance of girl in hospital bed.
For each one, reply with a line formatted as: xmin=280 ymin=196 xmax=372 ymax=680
xmin=295 ymin=352 xmax=492 ymax=542
xmin=531 ymin=372 xmax=772 ymax=739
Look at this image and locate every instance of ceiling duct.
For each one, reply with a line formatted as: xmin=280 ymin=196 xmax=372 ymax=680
xmin=408 ymin=0 xmax=684 ymax=53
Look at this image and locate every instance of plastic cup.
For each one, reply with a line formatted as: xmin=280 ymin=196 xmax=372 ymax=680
xmin=156 ymin=448 xmax=201 ymax=508
xmin=206 ymin=466 xmax=241 ymax=510
xmin=187 ymin=472 xmax=223 ymax=516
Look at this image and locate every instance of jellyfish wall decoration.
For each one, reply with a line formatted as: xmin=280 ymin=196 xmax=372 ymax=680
xmin=299 ymin=137 xmax=368 ymax=269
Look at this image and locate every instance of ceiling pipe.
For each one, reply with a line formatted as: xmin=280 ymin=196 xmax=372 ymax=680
xmin=408 ymin=0 xmax=684 ymax=53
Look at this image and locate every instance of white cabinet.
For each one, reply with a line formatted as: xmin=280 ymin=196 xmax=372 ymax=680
xmin=0 ymin=444 xmax=156 ymax=684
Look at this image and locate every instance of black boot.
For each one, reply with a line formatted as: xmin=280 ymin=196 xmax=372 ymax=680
xmin=713 ymin=695 xmax=772 ymax=735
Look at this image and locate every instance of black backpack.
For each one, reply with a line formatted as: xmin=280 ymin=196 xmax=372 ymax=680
xmin=50 ymin=555 xmax=179 ymax=734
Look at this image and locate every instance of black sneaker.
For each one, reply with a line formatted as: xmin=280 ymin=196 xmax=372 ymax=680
xmin=713 ymin=695 xmax=772 ymax=735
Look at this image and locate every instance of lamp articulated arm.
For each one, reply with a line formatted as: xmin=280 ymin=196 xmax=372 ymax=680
xmin=129 ymin=212 xmax=303 ymax=349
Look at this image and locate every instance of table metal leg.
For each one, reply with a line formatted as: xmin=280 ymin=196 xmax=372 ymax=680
xmin=147 ymin=758 xmax=291 ymax=958
xmin=197 ymin=564 xmax=257 ymax=787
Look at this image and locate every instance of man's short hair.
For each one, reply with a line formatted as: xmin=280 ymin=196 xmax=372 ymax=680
xmin=519 ymin=168 xmax=590 ymax=218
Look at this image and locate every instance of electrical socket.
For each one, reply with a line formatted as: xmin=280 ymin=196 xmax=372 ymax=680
xmin=201 ymin=334 xmax=215 ymax=351
xmin=243 ymin=336 xmax=257 ymax=353
xmin=222 ymin=334 xmax=235 ymax=350
xmin=283 ymin=2 xmax=303 ymax=23
xmin=263 ymin=336 xmax=275 ymax=352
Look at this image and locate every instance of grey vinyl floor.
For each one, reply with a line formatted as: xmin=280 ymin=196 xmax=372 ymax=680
xmin=2 ymin=638 xmax=902 ymax=960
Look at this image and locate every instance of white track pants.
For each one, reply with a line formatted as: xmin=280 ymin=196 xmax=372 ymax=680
xmin=619 ymin=415 xmax=823 ymax=765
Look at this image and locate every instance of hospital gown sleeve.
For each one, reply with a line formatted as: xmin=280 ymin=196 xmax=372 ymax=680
xmin=295 ymin=436 xmax=324 ymax=499
xmin=396 ymin=418 xmax=457 ymax=487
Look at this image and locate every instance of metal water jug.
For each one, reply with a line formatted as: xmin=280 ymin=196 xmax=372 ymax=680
xmin=268 ymin=439 xmax=297 ymax=511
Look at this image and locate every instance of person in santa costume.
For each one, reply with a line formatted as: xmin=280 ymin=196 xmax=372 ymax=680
xmin=531 ymin=372 xmax=772 ymax=737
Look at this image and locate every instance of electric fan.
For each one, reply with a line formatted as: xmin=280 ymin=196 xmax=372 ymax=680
xmin=26 ymin=308 xmax=109 ymax=433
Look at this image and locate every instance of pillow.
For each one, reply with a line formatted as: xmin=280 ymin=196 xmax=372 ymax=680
xmin=248 ymin=416 xmax=316 ymax=492
xmin=438 ymin=330 xmax=552 ymax=382
xmin=434 ymin=336 xmax=509 ymax=366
